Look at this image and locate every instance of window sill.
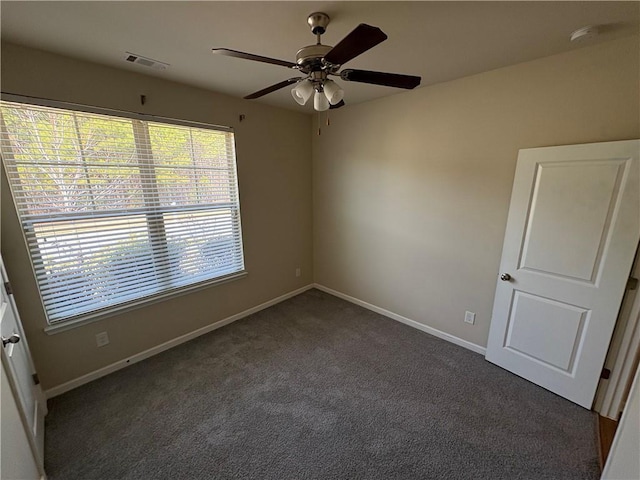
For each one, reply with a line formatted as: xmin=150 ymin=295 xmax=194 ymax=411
xmin=44 ymin=270 xmax=248 ymax=335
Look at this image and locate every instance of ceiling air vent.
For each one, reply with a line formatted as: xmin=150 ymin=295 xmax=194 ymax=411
xmin=124 ymin=52 xmax=169 ymax=70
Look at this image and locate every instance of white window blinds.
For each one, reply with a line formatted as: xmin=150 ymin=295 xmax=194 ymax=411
xmin=0 ymin=99 xmax=245 ymax=324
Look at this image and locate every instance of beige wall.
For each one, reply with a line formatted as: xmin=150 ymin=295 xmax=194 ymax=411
xmin=1 ymin=43 xmax=313 ymax=390
xmin=313 ymin=36 xmax=640 ymax=348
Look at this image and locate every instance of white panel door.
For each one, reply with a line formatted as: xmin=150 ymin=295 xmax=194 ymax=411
xmin=0 ymin=258 xmax=46 ymax=471
xmin=1 ymin=361 xmax=41 ymax=480
xmin=486 ymin=140 xmax=640 ymax=408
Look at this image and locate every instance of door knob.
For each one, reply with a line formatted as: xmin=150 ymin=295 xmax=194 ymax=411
xmin=2 ymin=333 xmax=20 ymax=347
xmin=500 ymin=273 xmax=512 ymax=282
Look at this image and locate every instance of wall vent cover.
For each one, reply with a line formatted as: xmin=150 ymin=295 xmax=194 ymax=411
xmin=124 ymin=52 xmax=169 ymax=70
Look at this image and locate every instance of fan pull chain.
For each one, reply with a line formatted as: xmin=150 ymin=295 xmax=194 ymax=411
xmin=318 ymin=111 xmax=333 ymax=136
xmin=317 ymin=112 xmax=331 ymax=136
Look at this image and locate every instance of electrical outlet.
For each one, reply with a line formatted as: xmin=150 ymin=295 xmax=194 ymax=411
xmin=464 ymin=311 xmax=476 ymax=325
xmin=295 ymin=267 xmax=301 ymax=277
xmin=96 ymin=331 xmax=110 ymax=347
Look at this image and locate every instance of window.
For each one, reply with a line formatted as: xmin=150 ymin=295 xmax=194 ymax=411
xmin=1 ymin=98 xmax=245 ymax=325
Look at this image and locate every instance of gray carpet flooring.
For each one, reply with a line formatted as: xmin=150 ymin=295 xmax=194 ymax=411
xmin=45 ymin=289 xmax=600 ymax=479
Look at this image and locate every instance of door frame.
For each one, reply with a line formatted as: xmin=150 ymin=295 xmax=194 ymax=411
xmin=594 ymin=242 xmax=640 ymax=419
xmin=600 ymin=361 xmax=640 ymax=478
xmin=1 ymin=257 xmax=46 ymax=475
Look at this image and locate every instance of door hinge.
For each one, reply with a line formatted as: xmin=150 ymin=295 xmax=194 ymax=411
xmin=601 ymin=368 xmax=611 ymax=380
xmin=32 ymin=373 xmax=40 ymax=386
xmin=3 ymin=281 xmax=12 ymax=296
xmin=627 ymin=277 xmax=638 ymax=291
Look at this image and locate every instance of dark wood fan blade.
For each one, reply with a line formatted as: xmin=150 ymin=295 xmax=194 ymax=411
xmin=323 ymin=24 xmax=387 ymax=65
xmin=244 ymin=78 xmax=302 ymax=99
xmin=212 ymin=48 xmax=296 ymax=68
xmin=340 ymin=69 xmax=421 ymax=89
xmin=329 ymin=99 xmax=346 ymax=110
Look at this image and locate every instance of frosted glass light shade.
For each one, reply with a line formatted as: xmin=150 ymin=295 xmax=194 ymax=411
xmin=291 ymin=80 xmax=314 ymax=105
xmin=314 ymin=91 xmax=330 ymax=111
xmin=323 ymin=79 xmax=344 ymax=105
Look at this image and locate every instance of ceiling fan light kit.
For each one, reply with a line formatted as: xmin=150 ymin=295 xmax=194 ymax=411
xmin=323 ymin=79 xmax=344 ymax=105
xmin=314 ymin=90 xmax=330 ymax=111
xmin=291 ymin=79 xmax=314 ymax=105
xmin=212 ymin=12 xmax=421 ymax=112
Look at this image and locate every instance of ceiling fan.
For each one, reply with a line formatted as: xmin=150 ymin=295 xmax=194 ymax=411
xmin=212 ymin=12 xmax=421 ymax=111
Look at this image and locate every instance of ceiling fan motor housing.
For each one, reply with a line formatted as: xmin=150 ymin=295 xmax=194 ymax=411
xmin=295 ymin=44 xmax=333 ymax=72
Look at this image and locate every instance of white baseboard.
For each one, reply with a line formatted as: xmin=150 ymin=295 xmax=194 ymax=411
xmin=45 ymin=284 xmax=314 ymax=398
xmin=314 ymin=283 xmax=487 ymax=356
xmin=46 ymin=282 xmax=485 ymax=398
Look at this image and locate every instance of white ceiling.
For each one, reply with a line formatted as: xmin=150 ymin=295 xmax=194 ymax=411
xmin=1 ymin=1 xmax=638 ymax=113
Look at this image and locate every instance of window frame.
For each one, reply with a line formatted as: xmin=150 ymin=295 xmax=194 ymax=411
xmin=1 ymin=93 xmax=247 ymax=334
